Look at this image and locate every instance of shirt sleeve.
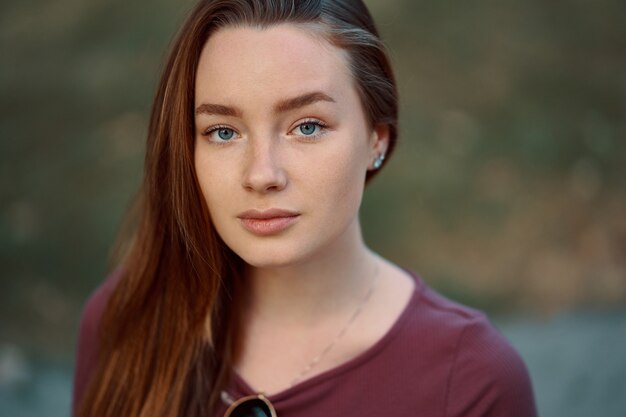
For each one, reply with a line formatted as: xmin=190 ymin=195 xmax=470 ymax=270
xmin=71 ymin=273 xmax=118 ymax=416
xmin=444 ymin=317 xmax=538 ymax=417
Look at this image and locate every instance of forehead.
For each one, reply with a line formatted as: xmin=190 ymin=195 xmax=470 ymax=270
xmin=195 ymin=24 xmax=353 ymax=105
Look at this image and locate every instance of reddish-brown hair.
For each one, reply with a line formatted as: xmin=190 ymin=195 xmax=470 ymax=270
xmin=77 ymin=1 xmax=397 ymax=416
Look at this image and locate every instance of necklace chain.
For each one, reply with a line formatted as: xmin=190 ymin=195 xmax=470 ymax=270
xmin=289 ymin=266 xmax=379 ymax=387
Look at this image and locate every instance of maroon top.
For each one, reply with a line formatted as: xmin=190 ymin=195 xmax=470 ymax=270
xmin=73 ymin=271 xmax=538 ymax=417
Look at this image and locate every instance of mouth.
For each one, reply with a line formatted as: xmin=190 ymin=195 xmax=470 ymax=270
xmin=237 ymin=209 xmax=301 ymax=236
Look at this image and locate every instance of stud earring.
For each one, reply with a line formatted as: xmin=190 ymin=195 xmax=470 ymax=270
xmin=373 ymin=153 xmax=385 ymax=170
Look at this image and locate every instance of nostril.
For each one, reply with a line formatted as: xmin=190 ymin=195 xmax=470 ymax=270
xmin=241 ymin=140 xmax=288 ymax=192
xmin=241 ymin=161 xmax=288 ymax=193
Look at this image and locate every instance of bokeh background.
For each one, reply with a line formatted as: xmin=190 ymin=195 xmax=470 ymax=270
xmin=1 ymin=0 xmax=625 ymax=415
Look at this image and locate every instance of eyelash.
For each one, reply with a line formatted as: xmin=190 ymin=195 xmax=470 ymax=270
xmin=200 ymin=119 xmax=329 ymax=144
xmin=291 ymin=119 xmax=328 ymax=141
xmin=201 ymin=124 xmax=238 ymax=145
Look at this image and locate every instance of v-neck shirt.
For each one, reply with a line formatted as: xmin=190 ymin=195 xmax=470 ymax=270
xmin=214 ymin=271 xmax=537 ymax=417
xmin=72 ymin=270 xmax=537 ymax=417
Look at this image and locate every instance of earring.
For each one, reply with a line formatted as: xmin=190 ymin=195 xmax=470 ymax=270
xmin=373 ymin=153 xmax=385 ymax=170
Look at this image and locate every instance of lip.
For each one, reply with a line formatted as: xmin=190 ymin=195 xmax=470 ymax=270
xmin=237 ymin=208 xmax=301 ymax=236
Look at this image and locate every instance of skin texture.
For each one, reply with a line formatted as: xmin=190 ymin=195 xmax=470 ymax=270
xmin=194 ymin=24 xmax=382 ymax=269
xmin=193 ymin=24 xmax=413 ymax=394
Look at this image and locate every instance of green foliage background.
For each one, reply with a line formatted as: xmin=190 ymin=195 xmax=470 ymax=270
xmin=1 ymin=0 xmax=625 ymax=360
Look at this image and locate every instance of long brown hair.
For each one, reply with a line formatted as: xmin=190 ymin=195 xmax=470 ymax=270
xmin=77 ymin=1 xmax=398 ymax=416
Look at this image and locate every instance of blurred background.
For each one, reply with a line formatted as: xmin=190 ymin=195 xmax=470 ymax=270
xmin=0 ymin=0 xmax=624 ymax=415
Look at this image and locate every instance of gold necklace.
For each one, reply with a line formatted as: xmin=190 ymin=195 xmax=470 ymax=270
xmin=289 ymin=266 xmax=379 ymax=387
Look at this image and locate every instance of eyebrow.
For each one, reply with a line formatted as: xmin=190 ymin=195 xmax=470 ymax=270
xmin=194 ymin=103 xmax=242 ymax=117
xmin=194 ymin=91 xmax=336 ymax=117
xmin=274 ymin=91 xmax=336 ymax=113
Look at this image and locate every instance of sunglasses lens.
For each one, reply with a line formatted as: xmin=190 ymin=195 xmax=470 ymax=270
xmin=229 ymin=398 xmax=273 ymax=417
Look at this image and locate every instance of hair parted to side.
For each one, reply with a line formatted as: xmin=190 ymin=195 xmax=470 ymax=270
xmin=77 ymin=1 xmax=398 ymax=417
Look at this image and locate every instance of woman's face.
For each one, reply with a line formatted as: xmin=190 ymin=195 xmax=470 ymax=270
xmin=194 ymin=24 xmax=387 ymax=268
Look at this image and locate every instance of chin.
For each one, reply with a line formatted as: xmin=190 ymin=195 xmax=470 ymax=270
xmin=232 ymin=241 xmax=315 ymax=270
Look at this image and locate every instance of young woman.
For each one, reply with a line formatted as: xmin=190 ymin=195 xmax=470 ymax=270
xmin=72 ymin=1 xmax=537 ymax=416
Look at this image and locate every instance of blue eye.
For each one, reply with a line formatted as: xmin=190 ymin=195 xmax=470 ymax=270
xmin=293 ymin=120 xmax=327 ymax=139
xmin=203 ymin=126 xmax=237 ymax=143
xmin=299 ymin=123 xmax=319 ymax=136
xmin=216 ymin=128 xmax=235 ymax=140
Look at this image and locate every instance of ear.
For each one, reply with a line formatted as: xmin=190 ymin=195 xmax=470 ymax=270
xmin=368 ymin=123 xmax=390 ymax=170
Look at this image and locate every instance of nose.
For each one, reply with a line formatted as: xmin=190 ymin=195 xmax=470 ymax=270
xmin=241 ymin=137 xmax=287 ymax=193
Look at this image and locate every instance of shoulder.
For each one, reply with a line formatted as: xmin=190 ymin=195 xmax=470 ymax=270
xmin=401 ymin=273 xmax=503 ymax=349
xmin=72 ymin=270 xmax=121 ymax=415
xmin=77 ymin=271 xmax=119 ymax=333
xmin=75 ymin=270 xmax=120 ymax=353
xmin=444 ymin=316 xmax=538 ymax=417
xmin=406 ymin=274 xmax=538 ymax=417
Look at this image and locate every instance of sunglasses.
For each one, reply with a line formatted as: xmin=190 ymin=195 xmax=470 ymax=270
xmin=222 ymin=391 xmax=278 ymax=417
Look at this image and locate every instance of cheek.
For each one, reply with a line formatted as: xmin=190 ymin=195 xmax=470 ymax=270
xmin=194 ymin=151 xmax=211 ymax=199
xmin=307 ymin=136 xmax=369 ymax=215
xmin=194 ymin=150 xmax=231 ymax=216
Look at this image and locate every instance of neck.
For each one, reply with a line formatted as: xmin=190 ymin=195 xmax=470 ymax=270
xmin=242 ymin=219 xmax=378 ymax=325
